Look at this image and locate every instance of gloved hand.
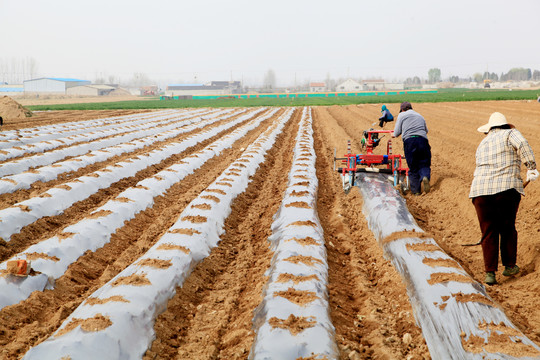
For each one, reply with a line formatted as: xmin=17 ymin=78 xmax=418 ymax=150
xmin=527 ymin=169 xmax=539 ymax=182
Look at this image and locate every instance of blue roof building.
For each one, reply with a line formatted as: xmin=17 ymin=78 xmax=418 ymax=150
xmin=23 ymin=77 xmax=91 ymax=94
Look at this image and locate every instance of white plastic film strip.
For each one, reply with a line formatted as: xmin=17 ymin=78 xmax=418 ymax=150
xmin=355 ymin=173 xmax=540 ymax=360
xmin=0 ymin=109 xmax=195 ymax=159
xmin=22 ymin=109 xmax=294 ymax=360
xmin=0 ymin=109 xmax=178 ymax=145
xmin=0 ymin=108 xmax=232 ymax=176
xmin=0 ymin=108 xmax=279 ymax=310
xmin=0 ymin=108 xmax=264 ymax=241
xmin=0 ymin=109 xmax=237 ymax=191
xmin=0 ymin=109 xmax=196 ymax=150
xmin=249 ymin=107 xmax=338 ymax=360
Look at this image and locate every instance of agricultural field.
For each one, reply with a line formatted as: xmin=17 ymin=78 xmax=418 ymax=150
xmin=0 ymin=101 xmax=540 ymax=359
xmin=21 ymin=88 xmax=540 ymax=111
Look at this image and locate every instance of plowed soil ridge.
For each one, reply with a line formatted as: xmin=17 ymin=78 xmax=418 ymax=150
xmin=0 ymin=108 xmax=281 ymax=357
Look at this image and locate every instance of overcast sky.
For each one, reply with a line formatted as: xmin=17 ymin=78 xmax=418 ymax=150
xmin=1 ymin=0 xmax=539 ymax=86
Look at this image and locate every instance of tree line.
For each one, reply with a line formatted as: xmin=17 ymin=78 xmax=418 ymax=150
xmin=414 ymin=67 xmax=540 ymax=85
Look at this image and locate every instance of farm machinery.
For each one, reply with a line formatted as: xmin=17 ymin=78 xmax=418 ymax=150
xmin=333 ymin=129 xmax=409 ymax=194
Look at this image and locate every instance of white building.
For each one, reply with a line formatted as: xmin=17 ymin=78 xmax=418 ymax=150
xmin=165 ymin=81 xmax=242 ymax=96
xmin=361 ymin=79 xmax=386 ymax=91
xmin=23 ymin=78 xmax=91 ymax=94
xmin=309 ymin=82 xmax=326 ymax=92
xmin=336 ymin=79 xmax=362 ymax=92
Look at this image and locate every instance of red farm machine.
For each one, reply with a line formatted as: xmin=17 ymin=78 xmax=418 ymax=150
xmin=333 ymin=129 xmax=410 ymax=194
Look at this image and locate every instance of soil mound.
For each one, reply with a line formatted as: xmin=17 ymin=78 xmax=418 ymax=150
xmin=109 ymin=88 xmax=132 ymax=96
xmin=0 ymin=96 xmax=33 ymax=120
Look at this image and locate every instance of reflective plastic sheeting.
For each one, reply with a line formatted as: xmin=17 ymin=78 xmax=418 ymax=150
xmin=355 ymin=173 xmax=540 ymax=360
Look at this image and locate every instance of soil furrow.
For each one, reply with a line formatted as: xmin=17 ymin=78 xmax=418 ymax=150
xmin=312 ymin=107 xmax=430 ymax=359
xmin=0 ymin=110 xmax=269 ymax=261
xmin=142 ymin=108 xmax=301 ymax=359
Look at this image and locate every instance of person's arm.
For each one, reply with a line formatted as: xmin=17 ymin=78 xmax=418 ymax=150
xmin=393 ymin=115 xmax=403 ymax=137
xmin=509 ymin=129 xmax=536 ymax=169
xmin=379 ymin=110 xmax=387 ymax=121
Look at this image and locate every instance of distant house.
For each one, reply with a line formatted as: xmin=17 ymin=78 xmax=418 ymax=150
xmin=336 ymin=79 xmax=362 ymax=92
xmin=309 ymin=82 xmax=326 ymax=92
xmin=23 ymin=77 xmax=91 ymax=94
xmin=361 ymin=79 xmax=385 ymax=91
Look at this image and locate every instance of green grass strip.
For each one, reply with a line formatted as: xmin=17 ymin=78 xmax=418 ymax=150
xmin=27 ymin=88 xmax=540 ymax=111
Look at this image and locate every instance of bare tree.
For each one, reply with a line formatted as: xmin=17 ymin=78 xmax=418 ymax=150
xmin=428 ymin=68 xmax=441 ymax=83
xmin=263 ymin=69 xmax=276 ymax=90
xmin=0 ymin=57 xmax=39 ymax=83
xmin=27 ymin=57 xmax=38 ymax=80
xmin=128 ymin=72 xmax=153 ymax=87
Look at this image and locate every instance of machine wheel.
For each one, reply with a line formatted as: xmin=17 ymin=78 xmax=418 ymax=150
xmin=400 ymin=181 xmax=409 ymax=195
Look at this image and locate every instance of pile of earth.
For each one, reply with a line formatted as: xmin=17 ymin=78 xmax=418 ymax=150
xmin=109 ymin=88 xmax=132 ymax=96
xmin=0 ymin=96 xmax=33 ymax=120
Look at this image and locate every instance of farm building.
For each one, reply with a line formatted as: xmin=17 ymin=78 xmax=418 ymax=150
xmin=66 ymin=84 xmax=116 ymax=96
xmin=309 ymin=82 xmax=326 ymax=92
xmin=0 ymin=84 xmax=24 ymax=96
xmin=336 ymin=79 xmax=362 ymax=92
xmin=361 ymin=79 xmax=385 ymax=90
xmin=165 ymin=81 xmax=242 ymax=96
xmin=23 ymin=78 xmax=91 ymax=94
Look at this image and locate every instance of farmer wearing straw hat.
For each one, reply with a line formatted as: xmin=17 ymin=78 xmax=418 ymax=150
xmin=469 ymin=112 xmax=538 ymax=285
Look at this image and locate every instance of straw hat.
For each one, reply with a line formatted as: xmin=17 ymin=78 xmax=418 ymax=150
xmin=477 ymin=112 xmax=514 ymax=133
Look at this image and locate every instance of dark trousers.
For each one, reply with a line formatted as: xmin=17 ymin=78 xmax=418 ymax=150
xmin=472 ymin=189 xmax=521 ymax=272
xmin=403 ymin=136 xmax=431 ymax=194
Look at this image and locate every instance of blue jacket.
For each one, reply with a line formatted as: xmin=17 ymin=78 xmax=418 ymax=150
xmin=379 ymin=109 xmax=393 ymax=122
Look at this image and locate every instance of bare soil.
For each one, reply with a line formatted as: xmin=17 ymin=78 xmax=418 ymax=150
xmin=1 ymin=101 xmax=539 ymax=360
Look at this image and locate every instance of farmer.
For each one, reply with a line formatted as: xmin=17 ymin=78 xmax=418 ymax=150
xmin=469 ymin=112 xmax=538 ymax=285
xmin=392 ymin=101 xmax=431 ymax=195
xmin=378 ymin=104 xmax=394 ymax=128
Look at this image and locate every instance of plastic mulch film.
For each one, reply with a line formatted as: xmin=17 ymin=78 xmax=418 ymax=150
xmin=354 ymin=173 xmax=540 ymax=360
xmin=249 ymin=107 xmax=339 ymax=360
xmin=22 ymin=109 xmax=293 ymax=359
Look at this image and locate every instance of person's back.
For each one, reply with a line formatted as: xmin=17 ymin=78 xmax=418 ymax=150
xmin=392 ymin=102 xmax=431 ymax=194
xmin=394 ymin=109 xmax=428 ymax=141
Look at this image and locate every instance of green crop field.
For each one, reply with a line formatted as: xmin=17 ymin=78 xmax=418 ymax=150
xmin=27 ymin=88 xmax=540 ymax=111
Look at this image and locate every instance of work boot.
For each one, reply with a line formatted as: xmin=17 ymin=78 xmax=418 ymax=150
xmin=502 ymin=265 xmax=520 ymax=276
xmin=485 ymin=272 xmax=497 ymax=285
xmin=422 ymin=177 xmax=430 ymax=193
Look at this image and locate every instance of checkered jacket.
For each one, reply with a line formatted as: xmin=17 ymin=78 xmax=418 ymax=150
xmin=469 ymin=128 xmax=536 ymax=198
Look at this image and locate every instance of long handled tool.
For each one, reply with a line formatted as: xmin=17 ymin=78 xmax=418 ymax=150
xmin=461 ymin=179 xmax=530 ymax=246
